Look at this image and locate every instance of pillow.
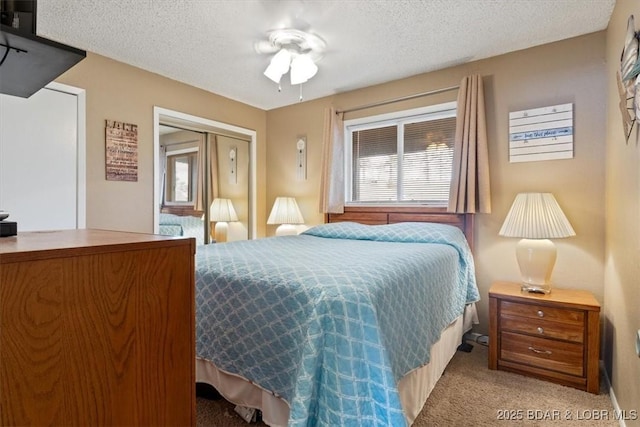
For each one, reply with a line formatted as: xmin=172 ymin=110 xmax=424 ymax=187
xmin=159 ymin=212 xmax=182 ymax=225
xmin=159 ymin=224 xmax=183 ymax=237
xmin=302 ymin=221 xmax=467 ymax=246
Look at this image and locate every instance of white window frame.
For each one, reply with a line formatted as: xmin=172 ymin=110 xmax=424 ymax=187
xmin=164 ymin=146 xmax=199 ymax=206
xmin=344 ymin=101 xmax=457 ymax=206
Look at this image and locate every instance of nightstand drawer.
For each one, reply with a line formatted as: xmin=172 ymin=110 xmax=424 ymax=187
xmin=501 ymin=300 xmax=584 ymax=325
xmin=501 ymin=331 xmax=584 ymax=376
xmin=500 ymin=316 xmax=584 ymax=343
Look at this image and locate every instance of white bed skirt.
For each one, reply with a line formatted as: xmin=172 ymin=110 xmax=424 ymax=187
xmin=196 ymin=303 xmax=478 ymax=426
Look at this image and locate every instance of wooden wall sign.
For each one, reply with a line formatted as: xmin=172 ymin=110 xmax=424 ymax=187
xmin=105 ymin=120 xmax=138 ymax=181
xmin=508 ymin=103 xmax=574 ymax=163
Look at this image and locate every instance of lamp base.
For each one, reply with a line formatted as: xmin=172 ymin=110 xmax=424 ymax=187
xmin=521 ymin=283 xmax=552 ymax=294
xmin=516 ymin=238 xmax=557 ymax=294
xmin=275 ymin=224 xmax=297 ymax=236
xmin=214 ymin=222 xmax=229 ymax=243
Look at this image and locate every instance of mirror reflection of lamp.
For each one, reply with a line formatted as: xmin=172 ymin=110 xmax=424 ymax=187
xmin=267 ymin=197 xmax=304 ymax=236
xmin=210 ymin=198 xmax=238 ymax=243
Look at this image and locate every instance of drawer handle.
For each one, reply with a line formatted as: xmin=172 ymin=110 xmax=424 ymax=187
xmin=537 ymin=310 xmax=544 ymax=317
xmin=528 ymin=346 xmax=552 ymax=355
xmin=537 ymin=327 xmax=544 ymax=334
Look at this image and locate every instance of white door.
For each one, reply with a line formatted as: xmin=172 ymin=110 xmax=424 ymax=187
xmin=0 ymin=86 xmax=83 ymax=231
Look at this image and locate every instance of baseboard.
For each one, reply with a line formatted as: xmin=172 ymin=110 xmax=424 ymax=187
xmin=600 ymin=360 xmax=627 ymax=427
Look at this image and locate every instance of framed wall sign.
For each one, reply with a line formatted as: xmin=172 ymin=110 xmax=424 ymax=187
xmin=508 ymin=103 xmax=574 ymax=163
xmin=105 ymin=119 xmax=138 ymax=181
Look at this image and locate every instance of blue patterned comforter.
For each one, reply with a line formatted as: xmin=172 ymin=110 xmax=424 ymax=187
xmin=195 ymin=222 xmax=479 ymax=426
xmin=158 ymin=213 xmax=205 ymax=245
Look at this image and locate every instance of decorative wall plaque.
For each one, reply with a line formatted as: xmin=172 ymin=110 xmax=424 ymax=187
xmin=105 ymin=120 xmax=138 ymax=181
xmin=508 ymin=103 xmax=573 ymax=163
xmin=618 ymin=15 xmax=640 ymax=144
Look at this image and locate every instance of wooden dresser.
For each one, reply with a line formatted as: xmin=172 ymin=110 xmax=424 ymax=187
xmin=0 ymin=229 xmax=196 ymax=425
xmin=488 ymin=281 xmax=600 ymax=394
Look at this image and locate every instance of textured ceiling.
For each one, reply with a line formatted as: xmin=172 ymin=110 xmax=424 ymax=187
xmin=36 ymin=0 xmax=615 ymax=111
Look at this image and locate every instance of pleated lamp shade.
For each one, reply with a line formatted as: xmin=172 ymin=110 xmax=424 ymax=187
xmin=499 ymin=193 xmax=575 ymax=294
xmin=210 ymin=198 xmax=238 ymax=243
xmin=267 ymin=197 xmax=304 ymax=236
xmin=499 ymin=193 xmax=575 ymax=239
xmin=210 ymin=198 xmax=238 ymax=223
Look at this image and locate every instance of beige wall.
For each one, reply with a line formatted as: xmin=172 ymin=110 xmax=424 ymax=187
xmin=55 ymin=53 xmax=268 ymax=237
xmin=604 ymin=0 xmax=640 ymax=422
xmin=51 ymin=26 xmax=633 ymax=411
xmin=267 ymin=32 xmax=607 ymax=337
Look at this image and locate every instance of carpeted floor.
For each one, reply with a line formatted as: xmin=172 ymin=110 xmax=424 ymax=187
xmin=196 ymin=343 xmax=617 ymax=426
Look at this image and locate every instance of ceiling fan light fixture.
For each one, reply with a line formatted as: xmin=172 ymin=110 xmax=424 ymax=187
xmin=290 ymin=54 xmax=318 ymax=85
xmin=258 ymin=28 xmax=325 ymax=90
xmin=263 ymin=48 xmax=292 ymax=83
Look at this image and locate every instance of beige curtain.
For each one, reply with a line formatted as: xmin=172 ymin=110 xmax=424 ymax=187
xmin=195 ymin=136 xmax=206 ymax=212
xmin=195 ymin=134 xmax=219 ymax=212
xmin=208 ymin=135 xmax=220 ymax=206
xmin=319 ymin=107 xmax=345 ymax=214
xmin=448 ymin=74 xmax=492 ymax=214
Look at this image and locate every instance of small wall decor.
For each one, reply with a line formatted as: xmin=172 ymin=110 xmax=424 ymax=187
xmin=105 ymin=119 xmax=138 ymax=181
xmin=229 ymin=147 xmax=237 ymax=184
xmin=618 ymin=15 xmax=640 ymax=144
xmin=296 ymin=136 xmax=307 ymax=180
xmin=508 ymin=103 xmax=573 ymax=163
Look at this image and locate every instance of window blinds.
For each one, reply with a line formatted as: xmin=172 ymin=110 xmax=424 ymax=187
xmin=350 ymin=116 xmax=455 ymax=204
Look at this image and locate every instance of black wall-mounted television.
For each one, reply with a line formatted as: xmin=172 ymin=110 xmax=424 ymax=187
xmin=0 ymin=0 xmax=37 ymax=35
xmin=0 ymin=0 xmax=86 ymax=98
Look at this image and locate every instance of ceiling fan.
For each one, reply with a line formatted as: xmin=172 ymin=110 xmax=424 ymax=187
xmin=255 ymin=28 xmax=326 ymax=89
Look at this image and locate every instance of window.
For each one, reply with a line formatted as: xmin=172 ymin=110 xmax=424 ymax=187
xmin=165 ymin=148 xmax=198 ymax=205
xmin=345 ymin=102 xmax=456 ymax=206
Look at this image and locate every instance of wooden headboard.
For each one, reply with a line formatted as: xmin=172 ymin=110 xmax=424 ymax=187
xmin=326 ymin=206 xmax=474 ymax=251
xmin=161 ymin=205 xmax=204 ymax=217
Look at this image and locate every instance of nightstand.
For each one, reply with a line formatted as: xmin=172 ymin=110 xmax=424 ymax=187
xmin=488 ymin=281 xmax=600 ymax=394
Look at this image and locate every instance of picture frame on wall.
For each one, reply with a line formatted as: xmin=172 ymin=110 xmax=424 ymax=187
xmin=105 ymin=119 xmax=138 ymax=182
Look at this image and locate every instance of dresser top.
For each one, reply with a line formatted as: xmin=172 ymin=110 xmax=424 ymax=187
xmin=489 ymin=281 xmax=600 ymax=311
xmin=0 ymin=229 xmax=194 ymax=263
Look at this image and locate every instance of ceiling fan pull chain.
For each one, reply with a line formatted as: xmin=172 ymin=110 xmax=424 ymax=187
xmin=299 ymin=83 xmax=303 ymax=102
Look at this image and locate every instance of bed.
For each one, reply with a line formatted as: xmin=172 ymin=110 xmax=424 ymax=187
xmin=195 ymin=208 xmax=479 ymax=426
xmin=158 ymin=212 xmax=205 ymax=245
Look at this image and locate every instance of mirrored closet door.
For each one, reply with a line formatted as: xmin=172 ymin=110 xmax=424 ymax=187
xmin=155 ymin=109 xmax=253 ymax=245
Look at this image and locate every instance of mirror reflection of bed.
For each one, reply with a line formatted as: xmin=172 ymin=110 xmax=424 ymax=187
xmin=159 ymin=210 xmax=205 ymax=245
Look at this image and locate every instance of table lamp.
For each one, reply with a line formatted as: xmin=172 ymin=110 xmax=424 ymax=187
xmin=499 ymin=193 xmax=575 ymax=294
xmin=210 ymin=198 xmax=238 ymax=243
xmin=267 ymin=197 xmax=304 ymax=236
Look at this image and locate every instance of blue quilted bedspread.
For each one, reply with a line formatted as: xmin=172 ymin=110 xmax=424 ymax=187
xmin=158 ymin=213 xmax=205 ymax=245
xmin=195 ymin=222 xmax=479 ymax=426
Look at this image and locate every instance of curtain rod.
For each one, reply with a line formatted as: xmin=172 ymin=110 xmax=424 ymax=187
xmin=336 ymin=85 xmax=460 ymax=115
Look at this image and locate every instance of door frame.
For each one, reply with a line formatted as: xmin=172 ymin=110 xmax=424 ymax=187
xmin=46 ymin=82 xmax=87 ymax=229
xmin=153 ymin=107 xmax=257 ymax=239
